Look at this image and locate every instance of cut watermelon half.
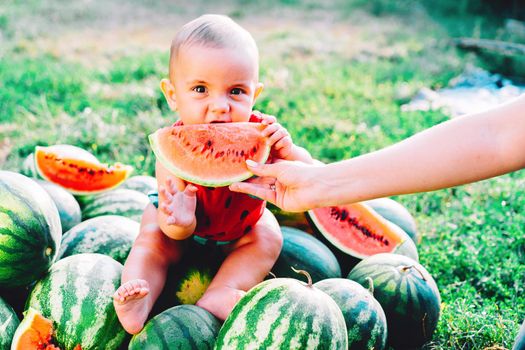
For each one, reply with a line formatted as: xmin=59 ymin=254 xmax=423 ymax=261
xmin=35 ymin=145 xmax=133 ymax=195
xmin=149 ymin=122 xmax=270 ymax=187
xmin=308 ymin=202 xmax=418 ymax=261
xmin=11 ymin=308 xmax=56 ymax=349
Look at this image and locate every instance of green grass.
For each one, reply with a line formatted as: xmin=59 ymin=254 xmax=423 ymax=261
xmin=1 ymin=0 xmax=524 ymax=348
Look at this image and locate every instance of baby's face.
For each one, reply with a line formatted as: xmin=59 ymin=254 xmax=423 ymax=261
xmin=171 ymin=44 xmax=261 ymax=125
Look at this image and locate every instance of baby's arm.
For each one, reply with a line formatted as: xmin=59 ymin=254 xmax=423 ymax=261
xmin=259 ymin=114 xmax=314 ymax=163
xmin=155 ymin=161 xmax=197 ymax=240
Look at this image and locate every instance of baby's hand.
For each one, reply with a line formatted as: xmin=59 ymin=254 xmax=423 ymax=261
xmin=261 ymin=118 xmax=293 ymax=160
xmin=159 ymin=177 xmax=198 ymax=227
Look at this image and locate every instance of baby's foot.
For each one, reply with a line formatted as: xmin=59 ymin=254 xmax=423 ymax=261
xmin=196 ymin=286 xmax=246 ymax=321
xmin=113 ymin=279 xmax=151 ymax=334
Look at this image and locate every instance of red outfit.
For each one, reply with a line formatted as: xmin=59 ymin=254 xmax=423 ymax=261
xmin=173 ymin=114 xmax=266 ymax=242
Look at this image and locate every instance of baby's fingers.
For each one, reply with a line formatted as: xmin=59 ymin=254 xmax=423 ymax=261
xmin=183 ymin=184 xmax=198 ymax=197
xmin=268 ymin=128 xmax=290 ymax=145
xmin=261 ymin=123 xmax=279 ymax=137
xmin=260 ymin=114 xmax=277 ymax=125
xmin=274 ymin=136 xmax=292 ymax=151
xmin=159 ymin=186 xmax=173 ymax=201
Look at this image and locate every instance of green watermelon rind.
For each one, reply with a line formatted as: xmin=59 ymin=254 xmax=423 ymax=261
xmin=36 ymin=180 xmax=82 ymax=233
xmin=307 ymin=204 xmax=419 ymax=261
xmin=0 ymin=171 xmax=62 ymax=288
xmin=314 ymin=278 xmax=388 ymax=350
xmin=0 ymin=296 xmax=19 ymax=348
xmin=148 ymin=125 xmax=271 ymax=188
xmin=25 ymin=253 xmax=126 ymax=350
xmin=129 ymin=305 xmax=221 ymax=349
xmin=58 ymin=215 xmax=139 ymax=264
xmin=80 ymin=189 xmax=149 ymax=222
xmin=347 ymin=253 xmax=441 ymax=349
xmin=272 ymin=226 xmax=342 ymax=283
xmin=215 ymin=278 xmax=348 ymax=349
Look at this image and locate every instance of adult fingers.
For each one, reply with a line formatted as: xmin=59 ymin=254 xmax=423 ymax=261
xmin=229 ymin=182 xmax=276 ymax=204
xmin=245 ymin=159 xmax=288 ymax=178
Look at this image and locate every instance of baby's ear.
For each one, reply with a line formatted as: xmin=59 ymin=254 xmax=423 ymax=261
xmin=160 ymin=79 xmax=177 ymax=111
xmin=253 ymin=82 xmax=264 ymax=101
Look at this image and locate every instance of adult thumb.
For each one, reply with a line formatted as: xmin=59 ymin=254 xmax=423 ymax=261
xmin=245 ymin=159 xmax=278 ymax=177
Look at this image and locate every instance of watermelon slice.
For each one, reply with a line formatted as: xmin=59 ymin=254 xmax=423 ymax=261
xmin=308 ymin=202 xmax=418 ymax=261
xmin=149 ymin=122 xmax=270 ymax=187
xmin=35 ymin=145 xmax=133 ymax=195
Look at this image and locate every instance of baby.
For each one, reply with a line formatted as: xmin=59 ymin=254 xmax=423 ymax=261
xmin=113 ymin=14 xmax=313 ymax=334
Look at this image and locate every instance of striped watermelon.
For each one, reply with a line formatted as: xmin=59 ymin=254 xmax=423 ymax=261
xmin=215 ymin=274 xmax=347 ymax=349
xmin=0 ymin=171 xmax=61 ymax=288
xmin=347 ymin=253 xmax=441 ymax=349
xmin=80 ymin=189 xmax=149 ymax=222
xmin=36 ymin=180 xmax=82 ymax=233
xmin=25 ymin=253 xmax=126 ymax=350
xmin=272 ymin=226 xmax=341 ymax=282
xmin=315 ymin=278 xmax=387 ymax=350
xmin=58 ymin=215 xmax=139 ymax=264
xmin=0 ymin=296 xmax=19 ymax=349
xmin=120 ymin=175 xmax=157 ymax=195
xmin=129 ymin=305 xmax=221 ymax=349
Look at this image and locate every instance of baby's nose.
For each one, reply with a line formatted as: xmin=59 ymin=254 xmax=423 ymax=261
xmin=209 ymin=97 xmax=231 ymax=119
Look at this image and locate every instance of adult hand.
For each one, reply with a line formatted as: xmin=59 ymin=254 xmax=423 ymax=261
xmin=229 ymin=159 xmax=324 ymax=212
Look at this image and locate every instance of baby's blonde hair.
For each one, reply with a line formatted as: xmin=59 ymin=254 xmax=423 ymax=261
xmin=169 ymin=14 xmax=259 ymax=80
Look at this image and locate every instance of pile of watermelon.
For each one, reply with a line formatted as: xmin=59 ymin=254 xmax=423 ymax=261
xmin=0 ymin=133 xmax=444 ymax=349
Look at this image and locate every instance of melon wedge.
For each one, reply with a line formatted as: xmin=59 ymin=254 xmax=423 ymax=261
xmin=35 ymin=145 xmax=133 ymax=195
xmin=11 ymin=308 xmax=55 ymax=349
xmin=149 ymin=122 xmax=270 ymax=187
xmin=308 ymin=202 xmax=418 ymax=260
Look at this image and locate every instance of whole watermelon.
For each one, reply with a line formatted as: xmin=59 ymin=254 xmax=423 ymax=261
xmin=120 ymin=175 xmax=157 ymax=195
xmin=348 ymin=253 xmax=441 ymax=349
xmin=315 ymin=278 xmax=387 ymax=350
xmin=215 ymin=276 xmax=347 ymax=349
xmin=0 ymin=296 xmax=19 ymax=349
xmin=25 ymin=253 xmax=126 ymax=350
xmin=0 ymin=171 xmax=61 ymax=288
xmin=129 ymin=305 xmax=221 ymax=349
xmin=36 ymin=180 xmax=82 ymax=233
xmin=272 ymin=226 xmax=341 ymax=283
xmin=80 ymin=189 xmax=149 ymax=222
xmin=58 ymin=215 xmax=139 ymax=264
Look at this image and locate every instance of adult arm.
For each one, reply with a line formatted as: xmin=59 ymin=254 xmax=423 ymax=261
xmin=230 ymin=94 xmax=525 ymax=211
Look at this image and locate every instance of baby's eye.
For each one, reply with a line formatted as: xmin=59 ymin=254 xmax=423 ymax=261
xmin=230 ymin=88 xmax=244 ymax=95
xmin=193 ymin=85 xmax=207 ymax=93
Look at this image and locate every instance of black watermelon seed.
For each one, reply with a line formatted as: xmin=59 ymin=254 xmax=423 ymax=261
xmin=243 ymin=225 xmax=252 ymax=234
xmin=225 ymin=196 xmax=232 ymax=208
xmin=240 ymin=210 xmax=249 ymax=220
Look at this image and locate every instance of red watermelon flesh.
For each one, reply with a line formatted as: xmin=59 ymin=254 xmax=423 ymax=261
xmin=149 ymin=122 xmax=270 ymax=187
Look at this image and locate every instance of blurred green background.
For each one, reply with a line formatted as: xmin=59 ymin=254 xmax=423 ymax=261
xmin=1 ymin=0 xmax=524 ymax=348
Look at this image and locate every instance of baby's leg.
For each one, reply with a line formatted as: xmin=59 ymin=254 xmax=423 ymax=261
xmin=196 ymin=209 xmax=282 ymax=320
xmin=113 ymin=204 xmax=185 ymax=334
